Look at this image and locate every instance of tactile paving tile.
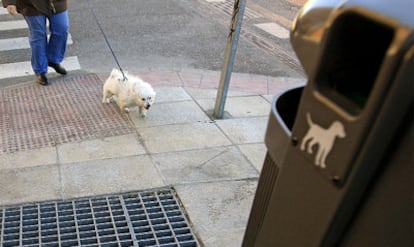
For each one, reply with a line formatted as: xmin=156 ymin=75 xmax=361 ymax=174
xmin=0 ymin=189 xmax=200 ymax=247
xmin=0 ymin=74 xmax=134 ymax=153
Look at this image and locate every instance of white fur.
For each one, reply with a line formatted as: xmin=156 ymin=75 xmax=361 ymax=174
xmin=300 ymin=113 xmax=346 ymax=168
xmin=102 ymin=68 xmax=156 ymax=117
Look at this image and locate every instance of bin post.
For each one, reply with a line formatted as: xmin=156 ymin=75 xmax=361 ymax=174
xmin=213 ymin=0 xmax=246 ymax=119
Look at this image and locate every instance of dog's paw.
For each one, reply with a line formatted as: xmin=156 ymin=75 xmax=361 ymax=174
xmin=123 ymin=107 xmax=130 ymax=113
xmin=109 ymin=97 xmax=117 ymax=103
xmin=139 ymin=107 xmax=147 ymax=118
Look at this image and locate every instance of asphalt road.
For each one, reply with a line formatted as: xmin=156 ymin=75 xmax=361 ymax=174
xmin=0 ymin=0 xmax=306 ymax=86
xmin=68 ymin=0 xmax=305 ymax=77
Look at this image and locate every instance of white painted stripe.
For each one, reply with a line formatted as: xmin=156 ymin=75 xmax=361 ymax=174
xmin=0 ymin=34 xmax=73 ymax=51
xmin=286 ymin=0 xmax=306 ymax=6
xmin=0 ymin=36 xmax=30 ymax=51
xmin=255 ymin=22 xmax=290 ymax=39
xmin=0 ymin=7 xmax=8 ymax=15
xmin=0 ymin=20 xmax=27 ymax=31
xmin=0 ymin=56 xmax=81 ymax=79
xmin=0 ymin=20 xmax=53 ymax=31
xmin=60 ymin=56 xmax=81 ymax=72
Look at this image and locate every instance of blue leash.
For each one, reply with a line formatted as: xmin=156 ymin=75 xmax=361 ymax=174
xmin=86 ymin=0 xmax=128 ymax=81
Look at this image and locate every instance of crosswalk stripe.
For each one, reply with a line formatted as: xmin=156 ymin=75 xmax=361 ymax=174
xmin=0 ymin=7 xmax=8 ymax=15
xmin=0 ymin=19 xmax=55 ymax=31
xmin=286 ymin=0 xmax=306 ymax=6
xmin=0 ymin=20 xmax=28 ymax=31
xmin=1 ymin=2 xmax=81 ymax=81
xmin=255 ymin=22 xmax=290 ymax=39
xmin=0 ymin=56 xmax=81 ymax=79
xmin=0 ymin=34 xmax=73 ymax=51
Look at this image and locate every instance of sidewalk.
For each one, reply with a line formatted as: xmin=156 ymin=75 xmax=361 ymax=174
xmin=0 ymin=69 xmax=305 ymax=246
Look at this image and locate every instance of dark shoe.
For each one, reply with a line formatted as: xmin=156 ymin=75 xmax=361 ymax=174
xmin=48 ymin=62 xmax=67 ymax=75
xmin=36 ymin=73 xmax=48 ymax=86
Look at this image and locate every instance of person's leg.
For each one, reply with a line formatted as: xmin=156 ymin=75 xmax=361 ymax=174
xmin=24 ymin=15 xmax=48 ymax=75
xmin=47 ymin=11 xmax=69 ymax=65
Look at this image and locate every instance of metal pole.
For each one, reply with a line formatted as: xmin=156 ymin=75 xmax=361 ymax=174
xmin=213 ymin=0 xmax=246 ymax=119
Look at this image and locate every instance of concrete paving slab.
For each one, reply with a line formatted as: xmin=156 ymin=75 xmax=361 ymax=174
xmin=217 ymin=117 xmax=268 ymax=144
xmin=57 ymin=134 xmax=146 ymax=164
xmin=227 ymin=73 xmax=269 ymax=95
xmin=205 ymin=228 xmax=247 ymax=247
xmin=176 ymin=180 xmax=257 ymax=247
xmin=176 ymin=71 xmax=203 ymax=88
xmin=238 ymin=143 xmax=267 ymax=171
xmin=267 ymin=77 xmax=306 ymax=95
xmin=0 ymin=166 xmax=61 ymax=206
xmin=184 ymin=87 xmax=254 ymax=99
xmin=60 ymin=155 xmax=165 ymax=199
xmin=129 ymin=100 xmax=210 ymax=127
xmin=196 ymin=96 xmax=271 ymax=118
xmin=263 ymin=94 xmax=275 ymax=103
xmin=152 ymin=86 xmax=192 ymax=103
xmin=137 ymin=122 xmax=231 ymax=153
xmin=0 ymin=147 xmax=57 ymax=170
xmin=152 ymin=146 xmax=258 ymax=184
xmin=197 ymin=71 xmax=221 ymax=89
xmin=138 ymin=72 xmax=184 ymax=87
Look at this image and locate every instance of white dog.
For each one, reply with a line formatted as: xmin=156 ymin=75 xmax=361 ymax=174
xmin=102 ymin=68 xmax=156 ymax=117
xmin=300 ymin=113 xmax=346 ymax=168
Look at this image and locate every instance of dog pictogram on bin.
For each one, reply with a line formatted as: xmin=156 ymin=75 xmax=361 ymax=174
xmin=300 ymin=113 xmax=346 ymax=168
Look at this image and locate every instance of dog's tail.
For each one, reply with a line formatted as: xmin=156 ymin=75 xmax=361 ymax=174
xmin=306 ymin=112 xmax=313 ymax=126
xmin=110 ymin=68 xmax=128 ymax=81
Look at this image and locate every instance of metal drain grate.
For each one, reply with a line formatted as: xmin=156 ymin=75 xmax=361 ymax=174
xmin=0 ymin=189 xmax=199 ymax=247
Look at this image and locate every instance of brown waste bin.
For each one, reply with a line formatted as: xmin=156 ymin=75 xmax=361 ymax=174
xmin=243 ymin=0 xmax=413 ymax=246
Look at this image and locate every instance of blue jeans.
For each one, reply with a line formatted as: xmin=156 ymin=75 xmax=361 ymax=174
xmin=24 ymin=11 xmax=69 ymax=75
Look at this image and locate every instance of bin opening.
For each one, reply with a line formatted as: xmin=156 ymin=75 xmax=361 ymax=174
xmin=315 ymin=12 xmax=394 ymax=114
xmin=276 ymin=87 xmax=303 ymax=131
